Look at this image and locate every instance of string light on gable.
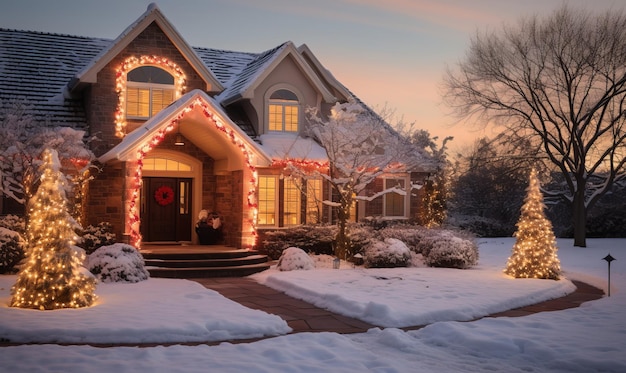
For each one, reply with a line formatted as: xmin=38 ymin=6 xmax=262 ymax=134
xmin=127 ymin=98 xmax=259 ymax=248
xmin=115 ymin=55 xmax=187 ymax=138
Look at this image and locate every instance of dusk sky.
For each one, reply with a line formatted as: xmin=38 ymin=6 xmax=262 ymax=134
xmin=1 ymin=0 xmax=623 ymax=149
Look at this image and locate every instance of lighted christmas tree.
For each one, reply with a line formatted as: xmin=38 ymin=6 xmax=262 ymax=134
xmin=504 ymin=169 xmax=561 ymax=280
xmin=11 ymin=149 xmax=96 ymax=310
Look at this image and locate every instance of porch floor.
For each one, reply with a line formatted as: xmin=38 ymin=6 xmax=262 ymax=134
xmin=140 ymin=244 xmax=250 ymax=255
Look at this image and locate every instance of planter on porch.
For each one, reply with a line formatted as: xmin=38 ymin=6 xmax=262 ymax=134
xmin=195 ymin=210 xmax=223 ymax=245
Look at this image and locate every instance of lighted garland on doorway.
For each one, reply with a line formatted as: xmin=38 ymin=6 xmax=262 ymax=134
xmin=115 ymin=55 xmax=187 ymax=138
xmin=127 ymin=97 xmax=259 ymax=249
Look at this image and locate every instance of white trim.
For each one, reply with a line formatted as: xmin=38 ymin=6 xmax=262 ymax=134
xmin=264 ymin=83 xmax=303 ymax=134
xmin=98 ymin=89 xmax=272 ymax=166
xmin=70 ymin=4 xmax=222 ymax=92
xmin=223 ymin=41 xmax=335 ymax=106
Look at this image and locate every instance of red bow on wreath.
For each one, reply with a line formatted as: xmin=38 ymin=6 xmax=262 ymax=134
xmin=154 ymin=185 xmax=175 ymax=206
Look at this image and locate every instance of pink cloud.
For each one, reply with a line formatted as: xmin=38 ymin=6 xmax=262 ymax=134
xmin=342 ymin=0 xmax=506 ymax=32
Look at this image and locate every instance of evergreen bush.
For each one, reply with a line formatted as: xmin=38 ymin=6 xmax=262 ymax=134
xmin=262 ymin=225 xmax=336 ymax=259
xmin=87 ymin=243 xmax=149 ymax=283
xmin=364 ymin=238 xmax=411 ymax=268
xmin=78 ymin=222 xmax=116 ymax=255
xmin=423 ymin=231 xmax=479 ymax=269
xmin=0 ymin=227 xmax=25 ymax=274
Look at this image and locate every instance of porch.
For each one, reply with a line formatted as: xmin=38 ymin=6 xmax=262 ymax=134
xmin=141 ymin=244 xmax=270 ymax=278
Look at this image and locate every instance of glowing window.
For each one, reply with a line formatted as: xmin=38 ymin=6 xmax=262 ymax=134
xmin=127 ymin=66 xmax=176 ymax=119
xmin=306 ymin=178 xmax=322 ymax=224
xmin=283 ymin=178 xmax=301 ymax=226
xmin=258 ymin=176 xmax=277 ymax=226
xmin=268 ymin=89 xmax=299 ymax=132
xmin=143 ymin=157 xmax=192 ymax=172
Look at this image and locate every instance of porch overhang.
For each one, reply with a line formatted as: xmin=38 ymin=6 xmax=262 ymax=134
xmin=98 ymin=89 xmax=272 ymax=171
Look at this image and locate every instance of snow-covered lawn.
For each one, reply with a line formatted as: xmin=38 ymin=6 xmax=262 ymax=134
xmin=1 ymin=238 xmax=625 ymax=372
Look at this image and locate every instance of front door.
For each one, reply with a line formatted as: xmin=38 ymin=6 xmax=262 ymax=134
xmin=141 ymin=177 xmax=192 ymax=242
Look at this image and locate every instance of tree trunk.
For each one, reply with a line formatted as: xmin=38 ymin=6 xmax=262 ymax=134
xmin=572 ymin=187 xmax=587 ymax=247
xmin=334 ymin=202 xmax=351 ymax=260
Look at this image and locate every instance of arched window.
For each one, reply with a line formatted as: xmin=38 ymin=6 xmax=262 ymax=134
xmin=268 ymin=89 xmax=299 ymax=132
xmin=126 ymin=66 xmax=176 ymax=119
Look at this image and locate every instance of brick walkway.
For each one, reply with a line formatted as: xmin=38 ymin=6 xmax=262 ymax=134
xmin=193 ymin=278 xmax=604 ymax=335
xmin=192 ymin=277 xmax=376 ymax=334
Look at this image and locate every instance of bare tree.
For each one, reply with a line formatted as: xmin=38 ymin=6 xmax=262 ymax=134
xmin=0 ymin=100 xmax=95 ymax=223
xmin=444 ymin=5 xmax=626 ymax=247
xmin=449 ymin=136 xmax=538 ymax=236
xmin=299 ymin=103 xmax=429 ymax=259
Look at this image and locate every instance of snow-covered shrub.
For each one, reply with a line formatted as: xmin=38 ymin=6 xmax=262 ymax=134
xmin=262 ymin=225 xmax=336 ymax=259
xmin=78 ymin=222 xmax=116 ymax=255
xmin=379 ymin=224 xmax=431 ymax=255
xmin=0 ymin=227 xmax=25 ymax=274
xmin=87 ymin=243 xmax=149 ymax=283
xmin=423 ymin=231 xmax=478 ymax=269
xmin=276 ymin=247 xmax=315 ymax=271
xmin=0 ymin=214 xmax=25 ymax=235
xmin=364 ymin=238 xmax=411 ymax=268
xmin=449 ymin=215 xmax=514 ymax=237
xmin=346 ymin=223 xmax=375 ymax=256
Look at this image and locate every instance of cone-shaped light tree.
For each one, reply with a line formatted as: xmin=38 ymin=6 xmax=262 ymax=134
xmin=504 ymin=169 xmax=561 ymax=280
xmin=11 ymin=149 xmax=96 ymax=310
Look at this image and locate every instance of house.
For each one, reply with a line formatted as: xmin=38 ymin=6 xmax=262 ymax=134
xmin=0 ymin=4 xmax=433 ymax=250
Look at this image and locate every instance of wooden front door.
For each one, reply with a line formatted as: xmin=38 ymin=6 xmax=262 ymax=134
xmin=141 ymin=177 xmax=192 ymax=242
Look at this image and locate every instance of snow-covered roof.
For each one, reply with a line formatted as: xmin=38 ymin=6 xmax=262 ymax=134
xmin=216 ymin=41 xmax=337 ymax=106
xmin=0 ymin=27 xmax=335 ymax=132
xmin=0 ymin=9 xmax=430 ymax=171
xmin=0 ymin=29 xmax=109 ymax=128
xmin=257 ymin=133 xmax=328 ymax=162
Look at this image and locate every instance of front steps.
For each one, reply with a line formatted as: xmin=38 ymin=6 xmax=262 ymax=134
xmin=142 ymin=247 xmax=270 ymax=278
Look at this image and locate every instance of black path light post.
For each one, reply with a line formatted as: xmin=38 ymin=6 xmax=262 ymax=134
xmin=602 ymin=254 xmax=616 ymax=297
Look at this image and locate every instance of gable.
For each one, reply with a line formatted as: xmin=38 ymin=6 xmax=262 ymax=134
xmin=216 ymin=42 xmax=336 ymax=107
xmin=69 ymin=3 xmax=222 ymax=93
xmin=298 ymin=44 xmax=353 ymax=103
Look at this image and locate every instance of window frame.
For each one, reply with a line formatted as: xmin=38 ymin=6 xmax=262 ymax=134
xmin=126 ymin=67 xmax=176 ymax=120
xmin=282 ymin=177 xmax=301 ymax=226
xmin=266 ymin=86 xmax=301 ymax=133
xmin=383 ymin=176 xmax=410 ymax=218
xmin=257 ymin=175 xmax=279 ymax=227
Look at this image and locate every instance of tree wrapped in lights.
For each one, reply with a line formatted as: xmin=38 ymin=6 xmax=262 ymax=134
xmin=504 ymin=169 xmax=561 ymax=280
xmin=11 ymin=149 xmax=96 ymax=310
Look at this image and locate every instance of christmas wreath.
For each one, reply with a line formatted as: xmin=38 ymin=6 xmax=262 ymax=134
xmin=154 ymin=185 xmax=175 ymax=206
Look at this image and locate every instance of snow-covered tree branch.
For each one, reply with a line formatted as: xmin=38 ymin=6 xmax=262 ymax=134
xmin=0 ymin=99 xmax=96 ymax=221
xmin=293 ymin=102 xmax=429 ymax=258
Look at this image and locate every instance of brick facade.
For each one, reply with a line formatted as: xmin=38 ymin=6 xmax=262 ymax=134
xmin=86 ymin=22 xmax=207 ymax=157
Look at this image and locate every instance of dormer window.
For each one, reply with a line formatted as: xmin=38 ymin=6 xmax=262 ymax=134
xmin=268 ymin=89 xmax=299 ymax=132
xmin=126 ymin=66 xmax=176 ymax=119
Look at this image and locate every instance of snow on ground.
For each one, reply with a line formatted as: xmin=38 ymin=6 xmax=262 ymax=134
xmin=1 ymin=238 xmax=625 ymax=372
xmin=254 ymin=249 xmax=575 ymax=328
xmin=0 ymin=277 xmax=290 ymax=344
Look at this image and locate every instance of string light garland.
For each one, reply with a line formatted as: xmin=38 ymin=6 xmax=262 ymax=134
xmin=126 ymin=97 xmax=259 ymax=248
xmin=270 ymin=159 xmax=329 ymax=174
xmin=504 ymin=169 xmax=561 ymax=280
xmin=115 ymin=55 xmax=187 ymax=138
xmin=10 ymin=149 xmax=97 ymax=310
